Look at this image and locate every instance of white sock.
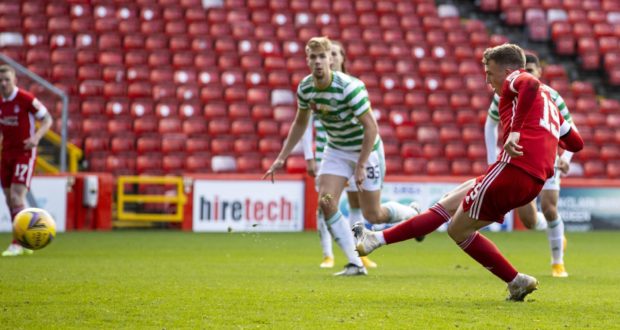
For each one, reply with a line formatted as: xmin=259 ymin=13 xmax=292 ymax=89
xmin=317 ymin=210 xmax=333 ymax=258
xmin=535 ymin=212 xmax=548 ymax=230
xmin=348 ymin=207 xmax=363 ymax=228
xmin=382 ymin=201 xmax=416 ymax=223
xmin=546 ymin=216 xmax=564 ymax=265
xmin=376 ymin=231 xmax=386 ymax=245
xmin=326 ymin=211 xmax=363 ymax=267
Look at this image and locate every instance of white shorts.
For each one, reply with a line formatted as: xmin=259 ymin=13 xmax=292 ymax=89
xmin=317 ymin=142 xmax=385 ymax=192
xmin=542 ymin=166 xmax=561 ymax=191
xmin=313 ymin=168 xmax=358 ymax=193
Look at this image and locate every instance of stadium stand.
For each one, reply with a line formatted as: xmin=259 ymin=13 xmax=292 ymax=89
xmin=0 ymin=0 xmax=617 ymax=178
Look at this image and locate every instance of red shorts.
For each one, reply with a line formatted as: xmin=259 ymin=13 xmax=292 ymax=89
xmin=461 ymin=162 xmax=544 ymax=223
xmin=1 ymin=150 xmax=36 ymax=189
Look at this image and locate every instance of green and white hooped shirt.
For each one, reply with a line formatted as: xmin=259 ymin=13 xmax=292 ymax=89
xmin=297 ymin=71 xmax=380 ymax=154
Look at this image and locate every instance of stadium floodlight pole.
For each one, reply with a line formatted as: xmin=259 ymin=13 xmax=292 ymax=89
xmin=0 ymin=52 xmax=69 ymax=172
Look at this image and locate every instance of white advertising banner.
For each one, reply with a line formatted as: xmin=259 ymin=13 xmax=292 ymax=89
xmin=192 ymin=180 xmax=305 ymax=232
xmin=0 ymin=176 xmax=68 ymax=233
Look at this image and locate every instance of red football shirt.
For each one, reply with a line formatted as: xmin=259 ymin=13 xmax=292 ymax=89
xmin=0 ymin=88 xmax=48 ymax=153
xmin=496 ymin=70 xmax=570 ymax=181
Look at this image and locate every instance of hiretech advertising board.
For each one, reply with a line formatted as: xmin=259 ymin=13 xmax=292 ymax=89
xmin=192 ymin=178 xmax=305 ymax=232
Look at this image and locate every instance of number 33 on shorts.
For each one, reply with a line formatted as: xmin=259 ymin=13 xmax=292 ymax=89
xmin=366 ymin=165 xmax=380 ymax=180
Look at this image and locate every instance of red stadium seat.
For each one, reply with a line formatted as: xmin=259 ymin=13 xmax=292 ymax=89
xmin=467 ymin=143 xmax=487 ymax=160
xmin=107 ymin=117 xmax=133 ymax=135
xmin=258 ymin=120 xmax=279 ymax=136
xmin=84 ymin=136 xmax=109 ymax=154
xmin=403 ymin=158 xmax=426 ymax=175
xmin=395 ymin=126 xmax=416 ymax=140
xmin=417 ymin=126 xmax=439 ymax=143
xmin=110 ymin=136 xmax=135 ymax=153
xmin=259 ymin=137 xmax=282 ymax=153
xmin=439 ymin=126 xmax=461 ymax=142
xmin=400 ymin=142 xmax=422 ymax=158
xmin=106 ymin=154 xmax=136 ymax=175
xmin=136 ymin=136 xmax=161 ymax=153
xmin=427 ymin=159 xmax=450 ymax=175
xmin=158 ymin=118 xmax=182 ymax=134
xmin=133 ymin=116 xmax=158 ymax=135
xmin=583 ymin=160 xmax=605 ymax=177
xmin=230 ymin=120 xmax=256 ymax=136
xmin=237 ymin=154 xmax=262 ymax=173
xmin=283 ymin=156 xmax=305 ymax=174
xmin=422 ymin=144 xmax=443 ymax=159
xmin=608 ymin=161 xmax=620 ymax=178
xmin=208 ymin=118 xmax=231 ymax=135
xmin=204 ymin=103 xmax=227 ymax=119
xmin=234 ymin=137 xmax=258 ymax=154
xmin=137 ymin=154 xmax=163 ymax=174
xmin=445 ymin=143 xmax=467 ymax=160
xmin=162 ymin=154 xmax=185 ymax=174
xmin=185 ymin=153 xmax=211 ymax=173
xmin=452 ymin=159 xmax=473 ymax=176
xmin=210 ymin=138 xmax=235 ymax=155
xmin=129 ymin=100 xmax=154 ymax=118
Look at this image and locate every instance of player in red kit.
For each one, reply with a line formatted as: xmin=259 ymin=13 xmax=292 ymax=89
xmin=353 ymin=44 xmax=584 ymax=301
xmin=0 ymin=64 xmax=53 ymax=257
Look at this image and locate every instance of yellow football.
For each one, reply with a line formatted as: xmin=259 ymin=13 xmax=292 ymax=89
xmin=13 ymin=208 xmax=57 ymax=250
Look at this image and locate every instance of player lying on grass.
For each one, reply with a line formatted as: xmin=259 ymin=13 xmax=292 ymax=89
xmin=354 ymin=44 xmax=584 ymax=300
xmin=264 ymin=36 xmax=418 ymax=276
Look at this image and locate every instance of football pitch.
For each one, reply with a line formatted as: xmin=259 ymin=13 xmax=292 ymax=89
xmin=1 ymin=230 xmax=619 ymax=329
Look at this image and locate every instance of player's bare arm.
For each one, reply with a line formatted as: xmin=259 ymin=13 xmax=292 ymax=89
xmin=263 ymin=109 xmax=311 ymax=182
xmin=24 ymin=112 xmax=52 ymax=150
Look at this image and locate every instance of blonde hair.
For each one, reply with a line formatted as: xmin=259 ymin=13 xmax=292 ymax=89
xmin=305 ymin=37 xmax=332 ymax=54
xmin=0 ymin=64 xmax=16 ymax=76
xmin=482 ymin=43 xmax=526 ymax=69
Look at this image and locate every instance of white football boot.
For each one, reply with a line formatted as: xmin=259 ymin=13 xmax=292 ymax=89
xmin=507 ymin=273 xmax=539 ymax=301
xmin=333 ymin=263 xmax=367 ymax=276
xmin=2 ymin=243 xmax=33 ymax=257
xmin=352 ymin=222 xmax=384 ymax=256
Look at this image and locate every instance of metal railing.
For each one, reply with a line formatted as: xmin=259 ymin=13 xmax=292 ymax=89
xmin=117 ymin=176 xmax=187 ymax=222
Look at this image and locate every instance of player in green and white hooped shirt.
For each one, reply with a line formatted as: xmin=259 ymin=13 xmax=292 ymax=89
xmin=484 ymin=54 xmax=577 ymax=277
xmin=300 ymin=41 xmax=378 ymax=270
xmin=264 ymin=37 xmax=418 ymax=276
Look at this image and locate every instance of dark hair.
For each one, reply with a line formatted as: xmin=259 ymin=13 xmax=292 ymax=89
xmin=525 ymin=54 xmax=540 ymax=67
xmin=331 ymin=40 xmax=347 ymax=74
xmin=482 ymin=43 xmax=526 ymax=69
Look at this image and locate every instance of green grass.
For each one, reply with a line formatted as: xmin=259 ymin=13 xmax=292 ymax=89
xmin=1 ymin=231 xmax=619 ymax=329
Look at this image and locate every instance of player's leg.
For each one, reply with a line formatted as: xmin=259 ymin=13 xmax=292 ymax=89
xmin=358 ymin=144 xmax=417 ymax=224
xmin=448 ymin=208 xmax=537 ymax=301
xmin=2 ymin=184 xmax=31 ymax=257
xmin=345 ymin=189 xmax=377 ymax=268
xmin=541 ymin=188 xmax=568 ymax=277
xmin=318 ymin=172 xmax=365 ymax=275
xmin=450 ymin=163 xmax=541 ymax=301
xmin=317 ymin=208 xmax=334 ymax=268
xmin=313 ymin=172 xmax=334 ymax=268
xmin=4 ymin=153 xmax=35 ymax=256
xmin=346 ymin=190 xmax=363 ymax=228
xmin=516 ymin=200 xmax=540 ymax=230
xmin=1 ymin=155 xmax=30 ymax=256
xmin=354 ymin=178 xmax=474 ymax=256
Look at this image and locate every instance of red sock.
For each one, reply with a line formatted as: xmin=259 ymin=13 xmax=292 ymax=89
xmin=383 ymin=204 xmax=451 ymax=244
xmin=10 ymin=205 xmax=25 ymax=245
xmin=458 ymin=232 xmax=518 ymax=283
